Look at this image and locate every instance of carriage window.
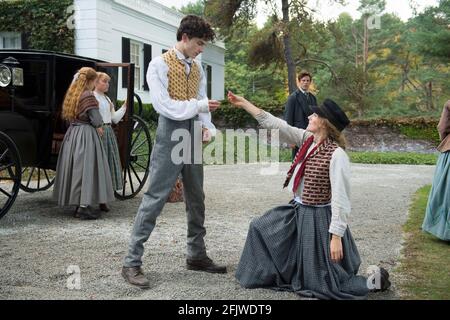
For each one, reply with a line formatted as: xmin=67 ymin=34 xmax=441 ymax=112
xmin=14 ymin=60 xmax=49 ymax=110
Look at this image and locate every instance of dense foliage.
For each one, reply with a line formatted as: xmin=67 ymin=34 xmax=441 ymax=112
xmin=0 ymin=0 xmax=74 ymax=53
xmin=199 ymin=0 xmax=449 ymax=122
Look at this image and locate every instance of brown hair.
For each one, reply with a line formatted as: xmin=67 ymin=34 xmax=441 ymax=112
xmin=176 ymin=15 xmax=215 ymax=42
xmin=298 ymin=71 xmax=312 ymax=81
xmin=322 ymin=118 xmax=347 ymax=149
xmin=62 ymin=67 xmax=97 ymax=121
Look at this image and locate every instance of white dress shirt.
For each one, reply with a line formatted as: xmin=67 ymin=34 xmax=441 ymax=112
xmin=255 ymin=111 xmax=351 ymax=237
xmin=145 ymin=47 xmax=216 ymax=136
xmin=93 ymin=91 xmax=126 ymax=124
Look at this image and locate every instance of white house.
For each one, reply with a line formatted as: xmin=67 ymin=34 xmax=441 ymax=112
xmin=0 ymin=0 xmax=225 ymax=103
xmin=74 ymin=0 xmax=225 ymax=102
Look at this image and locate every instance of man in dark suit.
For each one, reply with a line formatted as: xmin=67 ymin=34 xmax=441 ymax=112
xmin=284 ymin=71 xmax=318 ymax=159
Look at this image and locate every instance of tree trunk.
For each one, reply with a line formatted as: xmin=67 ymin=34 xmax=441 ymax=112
xmin=281 ymin=0 xmax=297 ymax=94
xmin=363 ymin=16 xmax=369 ymax=73
xmin=351 ymin=27 xmax=358 ymax=67
xmin=427 ymin=81 xmax=433 ymax=110
xmin=359 ymin=16 xmax=369 ymax=117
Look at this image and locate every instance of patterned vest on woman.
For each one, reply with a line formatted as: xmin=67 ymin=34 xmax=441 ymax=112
xmin=162 ymin=49 xmax=201 ymax=101
xmin=301 ymin=138 xmax=339 ymax=205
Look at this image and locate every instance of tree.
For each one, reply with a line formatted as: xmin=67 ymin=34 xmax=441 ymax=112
xmin=358 ymin=0 xmax=386 ymax=73
xmin=205 ymin=0 xmax=344 ymax=94
xmin=409 ymin=0 xmax=450 ymax=61
xmin=178 ymin=0 xmax=206 ymax=16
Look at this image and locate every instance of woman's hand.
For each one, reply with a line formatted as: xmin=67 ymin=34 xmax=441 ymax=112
xmin=97 ymin=127 xmax=104 ymax=137
xmin=330 ymin=235 xmax=343 ymax=263
xmin=227 ymin=91 xmax=262 ymax=117
xmin=227 ymin=91 xmax=250 ymax=108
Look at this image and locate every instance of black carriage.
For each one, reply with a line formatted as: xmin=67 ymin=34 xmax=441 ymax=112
xmin=0 ymin=49 xmax=153 ymax=219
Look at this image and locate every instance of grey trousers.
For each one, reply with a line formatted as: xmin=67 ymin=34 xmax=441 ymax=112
xmin=124 ymin=115 xmax=207 ymax=267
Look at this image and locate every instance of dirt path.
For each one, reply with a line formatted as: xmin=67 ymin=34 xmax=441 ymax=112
xmin=0 ymin=163 xmax=435 ymax=300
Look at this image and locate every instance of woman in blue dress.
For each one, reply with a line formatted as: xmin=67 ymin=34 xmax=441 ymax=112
xmin=422 ymin=100 xmax=450 ymax=241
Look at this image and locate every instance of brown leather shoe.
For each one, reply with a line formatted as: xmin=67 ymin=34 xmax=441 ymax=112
xmin=186 ymin=257 xmax=227 ymax=274
xmin=121 ymin=266 xmax=150 ymax=289
xmin=99 ymin=203 xmax=110 ymax=212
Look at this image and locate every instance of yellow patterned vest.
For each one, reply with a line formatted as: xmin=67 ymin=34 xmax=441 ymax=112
xmin=163 ymin=49 xmax=201 ymax=101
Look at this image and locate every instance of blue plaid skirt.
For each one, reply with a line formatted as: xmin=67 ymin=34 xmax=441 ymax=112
xmin=235 ymin=202 xmax=369 ymax=300
xmin=101 ymin=125 xmax=123 ymax=191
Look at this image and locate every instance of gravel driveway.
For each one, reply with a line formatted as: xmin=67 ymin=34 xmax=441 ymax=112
xmin=0 ymin=163 xmax=435 ymax=300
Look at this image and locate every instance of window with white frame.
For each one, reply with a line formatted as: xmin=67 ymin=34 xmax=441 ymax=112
xmin=0 ymin=32 xmax=21 ymax=49
xmin=130 ymin=40 xmax=142 ymax=90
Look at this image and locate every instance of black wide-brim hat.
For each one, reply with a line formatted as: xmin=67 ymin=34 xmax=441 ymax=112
xmin=311 ymin=98 xmax=350 ymax=131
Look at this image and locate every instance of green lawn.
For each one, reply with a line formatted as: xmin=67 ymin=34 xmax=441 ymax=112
xmin=397 ymin=185 xmax=450 ymax=300
xmin=348 ymin=151 xmax=438 ymax=165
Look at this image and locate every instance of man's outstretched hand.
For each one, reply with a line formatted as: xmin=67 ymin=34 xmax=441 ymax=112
xmin=208 ymin=100 xmax=220 ymax=112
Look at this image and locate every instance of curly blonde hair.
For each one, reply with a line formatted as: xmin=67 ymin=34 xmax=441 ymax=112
xmin=62 ymin=67 xmax=98 ymax=121
xmin=322 ymin=118 xmax=347 ymax=149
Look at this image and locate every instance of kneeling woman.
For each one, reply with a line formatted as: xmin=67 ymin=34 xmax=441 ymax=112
xmin=228 ymin=92 xmax=390 ymax=300
xmin=53 ymin=67 xmax=115 ymax=219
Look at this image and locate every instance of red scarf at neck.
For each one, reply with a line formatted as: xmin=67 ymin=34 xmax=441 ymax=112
xmin=283 ymin=135 xmax=324 ymax=193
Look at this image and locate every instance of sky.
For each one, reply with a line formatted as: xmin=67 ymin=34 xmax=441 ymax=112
xmin=154 ymin=0 xmax=440 ymax=26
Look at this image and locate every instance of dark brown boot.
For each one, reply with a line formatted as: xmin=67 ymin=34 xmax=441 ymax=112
xmin=74 ymin=206 xmax=99 ymax=220
xmin=186 ymin=257 xmax=227 ymax=274
xmin=99 ymin=203 xmax=110 ymax=212
xmin=121 ymin=266 xmax=150 ymax=289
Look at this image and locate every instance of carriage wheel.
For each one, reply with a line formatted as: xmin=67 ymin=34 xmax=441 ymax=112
xmin=134 ymin=92 xmax=143 ymax=117
xmin=115 ymin=115 xmax=152 ymax=200
xmin=20 ymin=167 xmax=55 ymax=193
xmin=0 ymin=132 xmax=22 ymax=219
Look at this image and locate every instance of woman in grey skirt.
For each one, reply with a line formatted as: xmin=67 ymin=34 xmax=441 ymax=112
xmin=94 ymin=72 xmax=127 ymax=202
xmin=53 ymin=67 xmax=115 ymax=219
xmin=227 ymin=91 xmax=390 ymax=300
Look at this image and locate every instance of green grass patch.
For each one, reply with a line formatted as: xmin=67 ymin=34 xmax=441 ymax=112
xmin=397 ymin=185 xmax=450 ymax=300
xmin=348 ymin=151 xmax=438 ymax=165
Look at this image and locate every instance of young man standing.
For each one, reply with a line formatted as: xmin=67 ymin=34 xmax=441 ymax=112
xmin=122 ymin=15 xmax=226 ymax=289
xmin=284 ymin=71 xmax=318 ymax=159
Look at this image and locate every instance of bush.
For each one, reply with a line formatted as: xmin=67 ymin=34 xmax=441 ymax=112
xmin=213 ymin=100 xmax=284 ymax=128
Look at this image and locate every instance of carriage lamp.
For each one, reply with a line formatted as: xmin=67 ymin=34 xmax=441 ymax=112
xmin=1 ymin=57 xmax=24 ymax=87
xmin=0 ymin=64 xmax=11 ymax=87
xmin=1 ymin=56 xmax=24 ymax=112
